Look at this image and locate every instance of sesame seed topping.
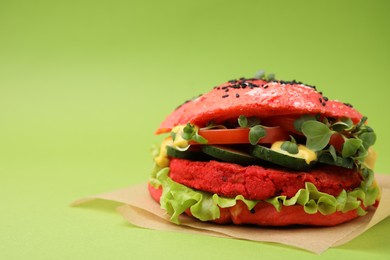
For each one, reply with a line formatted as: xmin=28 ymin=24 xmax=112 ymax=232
xmin=236 ymin=93 xmax=240 ymax=98
xmin=222 ymin=94 xmax=229 ymax=98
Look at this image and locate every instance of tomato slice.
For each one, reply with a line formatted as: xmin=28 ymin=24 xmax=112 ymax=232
xmin=328 ymin=133 xmax=345 ymax=152
xmin=261 ymin=116 xmax=301 ymax=134
xmin=197 ymin=127 xmax=289 ymax=145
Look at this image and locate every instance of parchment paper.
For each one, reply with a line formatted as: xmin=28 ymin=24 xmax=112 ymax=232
xmin=72 ymin=174 xmax=390 ymax=254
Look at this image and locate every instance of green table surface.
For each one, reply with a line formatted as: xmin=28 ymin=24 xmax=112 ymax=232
xmin=1 ymin=1 xmax=390 ymax=259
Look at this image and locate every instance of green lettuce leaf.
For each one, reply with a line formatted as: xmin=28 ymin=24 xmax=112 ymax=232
xmin=152 ymin=167 xmax=379 ymax=224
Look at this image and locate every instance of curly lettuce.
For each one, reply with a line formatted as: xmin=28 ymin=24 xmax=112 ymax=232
xmin=151 ymin=167 xmax=380 ymax=224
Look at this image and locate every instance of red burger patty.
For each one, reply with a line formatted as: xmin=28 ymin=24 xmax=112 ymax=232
xmin=169 ymin=158 xmax=362 ymax=200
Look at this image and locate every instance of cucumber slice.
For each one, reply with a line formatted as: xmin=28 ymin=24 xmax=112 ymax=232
xmin=166 ymin=146 xmax=210 ymax=161
xmin=318 ymin=153 xmax=354 ymax=169
xmin=250 ymin=145 xmax=314 ymax=171
xmin=201 ymin=145 xmax=258 ymax=166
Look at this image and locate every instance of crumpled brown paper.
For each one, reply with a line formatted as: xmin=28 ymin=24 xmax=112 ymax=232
xmin=72 ymin=174 xmax=390 ymax=254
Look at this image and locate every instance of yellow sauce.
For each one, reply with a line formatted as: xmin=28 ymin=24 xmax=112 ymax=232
xmin=271 ymin=141 xmax=317 ymax=164
xmin=364 ymin=147 xmax=377 ymax=170
xmin=154 ymin=137 xmax=173 ymax=167
xmin=171 ymin=125 xmax=190 ymax=149
xmin=154 ymin=125 xmax=190 ymax=167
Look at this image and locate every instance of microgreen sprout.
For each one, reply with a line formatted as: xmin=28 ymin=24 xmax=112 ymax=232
xmin=281 ymin=141 xmax=299 ymax=154
xmin=202 ymin=120 xmax=227 ymax=130
xmin=182 ymin=123 xmax=208 ymax=144
xmin=249 ymin=125 xmax=266 ymax=145
xmin=238 ymin=115 xmax=266 ymax=145
xmin=301 ymin=120 xmax=333 ymax=151
xmin=254 ymin=70 xmax=276 ymax=81
xmin=295 ymin=114 xmax=376 ymax=188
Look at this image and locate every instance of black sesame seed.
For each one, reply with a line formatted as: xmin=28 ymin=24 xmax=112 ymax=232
xmin=323 ymin=96 xmax=328 ymax=101
xmin=236 ymin=93 xmax=240 ymax=98
xmin=222 ymin=94 xmax=229 ymax=98
xmin=322 ymin=102 xmax=326 ymax=106
xmin=319 ymin=98 xmax=322 ymax=103
xmin=263 ymin=84 xmax=269 ymax=89
xmin=224 ymin=88 xmax=229 ymax=92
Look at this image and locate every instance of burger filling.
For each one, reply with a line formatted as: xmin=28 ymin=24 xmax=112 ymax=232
xmin=150 ymin=114 xmax=380 ymax=224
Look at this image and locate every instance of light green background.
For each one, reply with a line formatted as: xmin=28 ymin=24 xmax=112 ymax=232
xmin=1 ymin=0 xmax=389 ymax=259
